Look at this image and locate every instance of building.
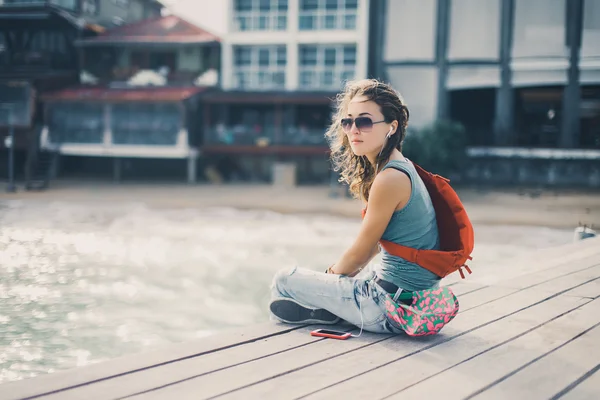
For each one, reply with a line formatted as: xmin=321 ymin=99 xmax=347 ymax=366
xmin=0 ymin=0 xmax=163 ymax=187
xmin=39 ymin=14 xmax=220 ymax=183
xmin=371 ymin=0 xmax=600 ymax=187
xmin=200 ymin=0 xmax=370 ymax=184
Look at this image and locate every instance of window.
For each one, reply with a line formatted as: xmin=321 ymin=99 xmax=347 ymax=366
xmin=515 ymin=88 xmax=562 ymax=147
xmin=448 ymin=0 xmax=500 ymax=60
xmin=233 ymin=45 xmax=286 ymax=90
xmin=113 ymin=0 xmax=128 ymax=7
xmin=384 ymin=0 xmax=436 ymax=61
xmin=111 ymin=103 xmax=181 ymax=145
xmin=299 ymin=44 xmax=356 ymax=89
xmin=582 ymin=0 xmax=600 ymax=57
xmin=385 ymin=66 xmax=438 ymax=127
xmin=48 ymin=103 xmax=104 ymax=144
xmin=234 ymin=0 xmax=288 ymax=31
xmin=299 ymin=0 xmax=358 ymax=30
xmin=512 ymin=0 xmax=567 ymax=58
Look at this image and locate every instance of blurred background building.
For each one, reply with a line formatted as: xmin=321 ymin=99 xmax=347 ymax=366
xmin=1 ymin=0 xmax=599 ymax=188
xmin=371 ymin=0 xmax=600 ymax=186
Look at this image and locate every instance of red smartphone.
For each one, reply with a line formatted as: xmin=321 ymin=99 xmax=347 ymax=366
xmin=310 ymin=329 xmax=352 ymax=340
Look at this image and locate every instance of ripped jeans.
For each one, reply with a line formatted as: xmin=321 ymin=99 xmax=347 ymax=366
xmin=270 ymin=265 xmax=404 ymax=334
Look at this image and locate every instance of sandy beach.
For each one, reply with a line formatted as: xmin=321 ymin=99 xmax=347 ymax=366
xmin=1 ymin=180 xmax=599 ymax=229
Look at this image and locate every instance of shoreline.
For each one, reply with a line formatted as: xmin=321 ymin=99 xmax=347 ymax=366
xmin=0 ymin=180 xmax=599 ymax=229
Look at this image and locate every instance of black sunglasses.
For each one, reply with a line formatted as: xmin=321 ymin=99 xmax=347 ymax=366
xmin=340 ymin=117 xmax=386 ymax=132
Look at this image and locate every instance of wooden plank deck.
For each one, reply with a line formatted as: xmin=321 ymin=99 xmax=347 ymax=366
xmin=1 ymin=236 xmax=599 ymax=400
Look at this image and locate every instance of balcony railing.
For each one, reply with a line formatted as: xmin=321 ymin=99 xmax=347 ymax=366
xmin=298 ymin=10 xmax=357 ymax=30
xmin=233 ymin=11 xmax=287 ymax=31
xmin=0 ymin=0 xmax=77 ymax=11
xmin=204 ymin=126 xmax=327 ymax=147
xmin=232 ymin=68 xmax=286 ymax=90
xmin=298 ymin=66 xmax=355 ymax=90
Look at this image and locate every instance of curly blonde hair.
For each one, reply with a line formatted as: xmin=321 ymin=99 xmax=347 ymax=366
xmin=326 ymin=79 xmax=410 ymax=201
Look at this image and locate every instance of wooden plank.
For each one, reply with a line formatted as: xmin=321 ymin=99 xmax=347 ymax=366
xmin=472 ymin=247 xmax=600 ymax=287
xmin=564 ymin=279 xmax=600 ymax=299
xmin=464 ymin=317 xmax=600 ymax=399
xmin=115 ymin=279 xmax=523 ymax=399
xmin=2 ymin=240 xmax=596 ymax=400
xmin=35 ymin=325 xmax=363 ymax=400
xmin=223 ymin=295 xmax=592 ymax=400
xmin=120 ymin=266 xmax=599 ymax=399
xmin=495 ymin=257 xmax=600 ymax=290
xmin=0 ymin=323 xmax=307 ymax=400
xmin=505 ymin=266 xmax=600 ymax=297
xmin=385 ymin=300 xmax=600 ymax=400
xmin=555 ymin=364 xmax=600 ymax=400
xmin=124 ymin=330 xmax=389 ymax=400
xmin=443 ymin=281 xmax=488 ymax=297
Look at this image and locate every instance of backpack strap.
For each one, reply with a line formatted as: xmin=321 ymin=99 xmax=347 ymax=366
xmin=379 ymin=239 xmax=420 ymax=264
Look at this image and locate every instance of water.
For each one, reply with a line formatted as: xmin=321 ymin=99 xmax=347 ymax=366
xmin=0 ymin=199 xmax=573 ymax=383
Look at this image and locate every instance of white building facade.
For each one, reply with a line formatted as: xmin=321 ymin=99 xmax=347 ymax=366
xmin=220 ymin=0 xmax=370 ymax=92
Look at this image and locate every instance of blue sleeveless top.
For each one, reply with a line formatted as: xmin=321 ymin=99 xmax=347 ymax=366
xmin=373 ymin=159 xmax=441 ymax=291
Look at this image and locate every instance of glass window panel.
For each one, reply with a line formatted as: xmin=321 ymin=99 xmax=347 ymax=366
xmin=276 ymin=46 xmax=287 ymax=65
xmin=344 ymin=14 xmax=356 ymax=29
xmin=258 ymin=48 xmax=270 ymax=66
xmin=278 ymin=0 xmax=288 ymax=11
xmin=48 ymin=103 xmax=104 ymax=144
xmin=345 ymin=0 xmax=358 ymax=9
xmin=300 ymin=71 xmax=313 ymax=85
xmin=300 ymin=0 xmax=318 ymax=11
xmin=299 ymin=15 xmax=315 ymax=30
xmin=340 ymin=70 xmax=354 ymax=83
xmin=111 ymin=103 xmax=180 ymax=146
xmin=582 ymin=0 xmax=600 ymax=57
xmin=384 ymin=0 xmax=436 ymax=61
xmin=324 ymin=14 xmax=336 ymax=29
xmin=323 ymin=70 xmax=335 ymax=86
xmin=235 ymin=0 xmax=252 ymax=11
xmin=386 ymin=66 xmax=439 ymax=127
xmin=325 ymin=0 xmax=338 ymax=10
xmin=343 ymin=45 xmax=356 ymax=65
xmin=259 ymin=0 xmax=271 ymax=11
xmin=237 ymin=16 xmax=250 ymax=31
xmin=300 ymin=46 xmax=318 ymax=65
xmin=273 ymin=71 xmax=285 ymax=85
xmin=512 ymin=0 xmax=567 ymax=58
xmin=276 ymin=16 xmax=287 ymax=30
xmin=448 ymin=0 xmax=501 ymax=60
xmin=324 ymin=48 xmax=336 ymax=65
xmin=234 ymin=47 xmax=252 ymax=65
xmin=258 ymin=15 xmax=269 ymax=29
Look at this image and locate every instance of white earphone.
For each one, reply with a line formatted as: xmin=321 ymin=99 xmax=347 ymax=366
xmin=386 ymin=127 xmax=394 ymax=139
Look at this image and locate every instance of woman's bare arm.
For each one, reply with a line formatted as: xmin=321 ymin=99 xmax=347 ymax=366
xmin=330 ymin=169 xmax=411 ymax=276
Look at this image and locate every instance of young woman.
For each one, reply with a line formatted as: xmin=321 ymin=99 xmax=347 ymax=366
xmin=269 ymin=79 xmax=441 ymax=334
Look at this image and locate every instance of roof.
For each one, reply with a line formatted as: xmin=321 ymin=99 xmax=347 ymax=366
xmin=201 ymin=91 xmax=337 ymax=105
xmin=41 ymin=86 xmax=209 ymax=102
xmin=76 ymin=15 xmax=220 ymax=46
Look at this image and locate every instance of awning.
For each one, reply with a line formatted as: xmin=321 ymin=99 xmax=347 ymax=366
xmin=41 ymin=86 xmax=209 ymax=102
xmin=201 ymin=91 xmax=336 ymax=105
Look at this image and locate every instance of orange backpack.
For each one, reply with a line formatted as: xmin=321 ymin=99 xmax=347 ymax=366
xmin=363 ymin=162 xmax=475 ymax=279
